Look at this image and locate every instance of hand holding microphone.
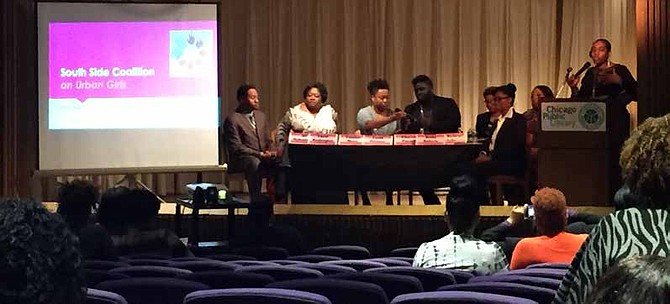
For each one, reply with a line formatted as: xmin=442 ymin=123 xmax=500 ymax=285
xmin=566 ymin=62 xmax=592 ymax=88
xmin=392 ymin=108 xmax=407 ymax=120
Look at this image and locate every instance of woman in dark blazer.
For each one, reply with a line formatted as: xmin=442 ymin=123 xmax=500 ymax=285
xmin=476 ymin=83 xmax=528 ymax=178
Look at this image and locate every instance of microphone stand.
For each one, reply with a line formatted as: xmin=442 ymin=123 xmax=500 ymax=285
xmin=556 ymin=67 xmax=572 ymax=98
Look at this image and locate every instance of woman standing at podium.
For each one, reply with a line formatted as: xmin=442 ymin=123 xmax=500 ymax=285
xmin=565 ymin=38 xmax=638 ymax=137
xmin=565 ymin=38 xmax=638 ymax=203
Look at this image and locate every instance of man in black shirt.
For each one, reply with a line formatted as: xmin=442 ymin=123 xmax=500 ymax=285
xmin=402 ymin=75 xmax=462 ymax=205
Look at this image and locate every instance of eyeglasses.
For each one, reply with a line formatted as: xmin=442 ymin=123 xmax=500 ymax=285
xmin=494 ymin=96 xmax=510 ymax=102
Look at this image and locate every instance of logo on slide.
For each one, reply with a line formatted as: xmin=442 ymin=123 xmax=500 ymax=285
xmin=169 ymin=30 xmax=214 ymax=78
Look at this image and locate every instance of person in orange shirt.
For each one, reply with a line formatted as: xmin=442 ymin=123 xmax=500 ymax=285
xmin=509 ymin=187 xmax=588 ymax=269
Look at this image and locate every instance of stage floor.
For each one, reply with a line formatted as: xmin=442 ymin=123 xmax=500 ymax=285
xmin=43 ymin=192 xmax=614 ymax=217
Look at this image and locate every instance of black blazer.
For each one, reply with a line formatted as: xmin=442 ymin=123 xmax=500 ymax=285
xmin=486 ymin=111 xmax=527 ymax=177
xmin=402 ymin=96 xmax=461 ymax=133
xmin=476 ymin=112 xmax=496 ymax=140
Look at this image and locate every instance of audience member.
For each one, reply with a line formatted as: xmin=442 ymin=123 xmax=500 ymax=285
xmin=105 ymin=189 xmax=193 ymax=257
xmin=413 ymin=172 xmax=508 ymax=274
xmin=96 ymin=186 xmax=132 ymax=234
xmin=402 ymin=75 xmax=461 ymax=205
xmin=232 ymin=195 xmax=306 ymax=255
xmin=554 ymin=113 xmax=670 ymax=304
xmin=0 ymin=199 xmax=84 ymax=304
xmin=509 ymin=188 xmax=587 ymax=269
xmin=480 ymin=205 xmax=600 ymax=260
xmin=57 ymin=180 xmax=117 ymax=260
xmin=475 ymin=86 xmax=500 ymax=140
xmin=223 ymin=84 xmax=278 ymax=201
xmin=585 ymin=255 xmax=670 ymax=304
xmin=356 ymin=78 xmax=404 ymax=205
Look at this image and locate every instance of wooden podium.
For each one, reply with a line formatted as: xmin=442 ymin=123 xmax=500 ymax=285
xmin=537 ymin=99 xmax=617 ymax=206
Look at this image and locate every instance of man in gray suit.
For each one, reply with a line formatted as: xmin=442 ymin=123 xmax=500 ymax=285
xmin=223 ymin=84 xmax=277 ymax=200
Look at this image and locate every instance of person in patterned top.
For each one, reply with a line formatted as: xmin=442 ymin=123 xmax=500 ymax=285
xmin=413 ymin=172 xmax=508 ymax=274
xmin=553 ymin=113 xmax=670 ymax=304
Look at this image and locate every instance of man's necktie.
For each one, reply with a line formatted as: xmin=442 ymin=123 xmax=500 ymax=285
xmin=249 ymin=114 xmax=257 ymax=130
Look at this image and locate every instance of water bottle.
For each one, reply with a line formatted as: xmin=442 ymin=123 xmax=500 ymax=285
xmin=467 ymin=128 xmax=477 ymax=143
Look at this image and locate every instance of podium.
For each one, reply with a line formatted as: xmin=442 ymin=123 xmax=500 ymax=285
xmin=537 ymin=99 xmax=618 ymax=206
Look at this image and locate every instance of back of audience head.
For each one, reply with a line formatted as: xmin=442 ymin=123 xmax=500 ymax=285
xmin=57 ymin=179 xmax=99 ymax=233
xmin=446 ymin=173 xmax=487 ymax=235
xmin=97 ymin=186 xmax=131 ymax=232
xmin=586 ymin=255 xmax=670 ymax=304
xmin=126 ymin=189 xmax=161 ymax=227
xmin=620 ymin=113 xmax=670 ymax=210
xmin=531 ymin=187 xmax=568 ymax=237
xmin=0 ymin=199 xmax=84 ymax=304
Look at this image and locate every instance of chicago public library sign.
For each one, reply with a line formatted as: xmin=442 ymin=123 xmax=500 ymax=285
xmin=541 ymin=102 xmax=607 ymax=132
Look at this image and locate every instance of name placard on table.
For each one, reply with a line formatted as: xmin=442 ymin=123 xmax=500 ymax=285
xmin=289 ymin=132 xmax=466 ymax=146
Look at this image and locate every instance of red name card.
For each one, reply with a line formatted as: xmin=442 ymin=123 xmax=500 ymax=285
xmin=338 ymin=134 xmax=394 ymax=146
xmin=288 ymin=132 xmax=311 ymax=144
xmin=415 ymin=133 xmax=466 ymax=145
xmin=309 ymin=133 xmax=338 ymax=145
xmin=394 ymin=134 xmax=418 ymax=146
xmin=337 ymin=134 xmax=365 ymax=146
xmin=289 ymin=132 xmax=339 ymax=145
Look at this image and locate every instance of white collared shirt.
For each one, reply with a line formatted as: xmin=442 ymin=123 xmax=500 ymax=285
xmin=489 ymin=107 xmax=515 ymax=151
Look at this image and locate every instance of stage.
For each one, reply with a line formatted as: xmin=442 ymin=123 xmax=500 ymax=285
xmin=43 ymin=194 xmax=612 ymax=256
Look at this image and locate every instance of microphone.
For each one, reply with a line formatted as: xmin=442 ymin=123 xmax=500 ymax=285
xmin=573 ymin=62 xmax=592 ymax=77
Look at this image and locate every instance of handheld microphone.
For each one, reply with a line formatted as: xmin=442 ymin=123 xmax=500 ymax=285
xmin=574 ymin=62 xmax=592 ymax=77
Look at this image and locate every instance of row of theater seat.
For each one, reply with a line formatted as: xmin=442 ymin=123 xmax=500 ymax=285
xmin=84 ymin=253 xmax=569 ymax=304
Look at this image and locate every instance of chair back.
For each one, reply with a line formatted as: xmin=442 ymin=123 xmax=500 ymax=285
xmin=364 ymin=266 xmax=456 ymax=291
xmin=205 ymin=253 xmax=257 ymax=262
xmin=287 ymin=254 xmax=343 ymax=263
xmin=235 ymin=265 xmax=324 ymax=281
xmin=84 ymin=270 xmax=130 ymax=287
xmin=83 ymin=260 xmax=130 ymax=271
xmin=267 ymin=278 xmax=389 ymax=304
xmin=125 ymin=259 xmax=172 ymax=267
xmin=320 ymin=260 xmax=387 ymax=271
xmin=86 ymin=288 xmax=128 ymax=304
xmin=183 ymin=288 xmax=332 ymax=304
xmin=170 ymin=260 xmax=238 ymax=272
xmin=468 ymin=274 xmax=562 ymax=290
xmin=367 ymin=258 xmax=412 ymax=267
xmin=493 ymin=268 xmax=568 ymax=281
xmin=109 ymin=265 xmax=192 ymax=278
xmin=95 ymin=277 xmax=209 ymax=304
xmin=232 ymin=246 xmax=289 ymax=260
xmin=295 ymin=263 xmax=358 ymax=275
xmin=328 ymin=272 xmax=424 ymax=300
xmin=310 ymin=245 xmax=371 ymax=259
xmin=438 ymin=282 xmax=555 ymax=304
xmin=390 ymin=291 xmax=539 ymax=304
xmin=526 ymin=263 xmax=571 ymax=270
xmin=388 ymin=247 xmax=418 ymax=258
xmin=178 ymin=271 xmax=275 ymax=289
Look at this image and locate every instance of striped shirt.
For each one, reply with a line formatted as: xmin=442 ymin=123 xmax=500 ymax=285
xmin=412 ymin=232 xmax=509 ymax=275
xmin=553 ymin=208 xmax=670 ymax=303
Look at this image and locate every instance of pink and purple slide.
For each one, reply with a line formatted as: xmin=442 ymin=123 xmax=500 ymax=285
xmin=48 ymin=21 xmax=219 ymax=129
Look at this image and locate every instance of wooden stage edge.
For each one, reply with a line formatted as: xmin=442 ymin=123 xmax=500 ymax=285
xmin=43 ymin=202 xmax=613 ymax=218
